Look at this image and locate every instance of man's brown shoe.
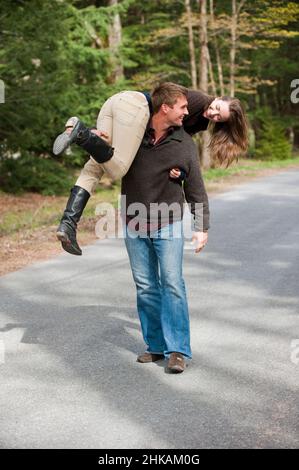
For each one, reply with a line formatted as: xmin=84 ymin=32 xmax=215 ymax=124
xmin=137 ymin=352 xmax=164 ymax=363
xmin=167 ymin=352 xmax=186 ymax=373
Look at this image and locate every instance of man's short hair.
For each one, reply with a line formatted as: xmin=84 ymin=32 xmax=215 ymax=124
xmin=151 ymin=82 xmax=188 ymax=113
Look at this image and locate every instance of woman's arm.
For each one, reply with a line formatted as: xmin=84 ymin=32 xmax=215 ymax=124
xmin=183 ymin=89 xmax=214 ymax=135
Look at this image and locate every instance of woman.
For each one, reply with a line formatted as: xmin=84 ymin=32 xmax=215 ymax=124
xmin=53 ymin=83 xmax=248 ymax=255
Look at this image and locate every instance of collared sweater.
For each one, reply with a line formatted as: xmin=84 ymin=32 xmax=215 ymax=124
xmin=121 ymin=125 xmax=210 ymax=232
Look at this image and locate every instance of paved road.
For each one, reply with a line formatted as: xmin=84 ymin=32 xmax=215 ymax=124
xmin=0 ymin=170 xmax=298 ymax=449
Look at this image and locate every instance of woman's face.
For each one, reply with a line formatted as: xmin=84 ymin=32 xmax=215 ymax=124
xmin=203 ymin=98 xmax=230 ymax=122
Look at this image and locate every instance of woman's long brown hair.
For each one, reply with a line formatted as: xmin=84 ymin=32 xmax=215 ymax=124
xmin=208 ymin=96 xmax=249 ymax=167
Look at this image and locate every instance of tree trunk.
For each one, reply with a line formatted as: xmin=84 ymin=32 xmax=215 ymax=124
xmin=108 ymin=0 xmax=124 ymax=82
xmin=288 ymin=127 xmax=294 ymax=150
xmin=230 ymin=0 xmax=246 ymax=97
xmin=230 ymin=0 xmax=237 ymax=97
xmin=199 ymin=0 xmax=208 ymax=93
xmin=207 ymin=47 xmax=217 ymax=96
xmin=198 ymin=0 xmax=211 ymax=169
xmin=185 ymin=0 xmax=197 ymax=89
xmin=209 ymin=0 xmax=225 ymax=96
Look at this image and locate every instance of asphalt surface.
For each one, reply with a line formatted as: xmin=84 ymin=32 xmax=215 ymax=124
xmin=0 ymin=170 xmax=298 ymax=449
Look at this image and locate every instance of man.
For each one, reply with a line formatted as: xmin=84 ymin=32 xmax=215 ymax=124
xmin=121 ymin=82 xmax=209 ymax=374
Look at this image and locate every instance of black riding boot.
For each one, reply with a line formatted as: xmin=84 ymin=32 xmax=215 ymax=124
xmin=53 ymin=117 xmax=114 ymax=163
xmin=57 ymin=185 xmax=90 ymax=256
xmin=76 ymin=125 xmax=114 ymax=164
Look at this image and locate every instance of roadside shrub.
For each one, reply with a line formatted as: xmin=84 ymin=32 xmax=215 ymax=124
xmin=0 ymin=153 xmax=74 ymax=195
xmin=253 ymin=108 xmax=292 ymax=160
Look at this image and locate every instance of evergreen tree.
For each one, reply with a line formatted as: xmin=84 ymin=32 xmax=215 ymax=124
xmin=254 ymin=108 xmax=292 ymax=160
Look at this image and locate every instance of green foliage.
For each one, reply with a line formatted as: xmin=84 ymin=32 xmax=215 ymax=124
xmin=0 ymin=0 xmax=116 ymax=155
xmin=1 ymin=0 xmax=77 ymax=153
xmin=253 ymin=108 xmax=292 ymax=160
xmin=0 ymin=154 xmax=74 ymax=195
xmin=122 ymin=0 xmax=190 ymax=88
xmin=0 ymin=0 xmax=298 ymax=194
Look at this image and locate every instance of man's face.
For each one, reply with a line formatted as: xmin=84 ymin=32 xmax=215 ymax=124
xmin=165 ymin=96 xmax=189 ymax=126
xmin=203 ymin=98 xmax=230 ymax=122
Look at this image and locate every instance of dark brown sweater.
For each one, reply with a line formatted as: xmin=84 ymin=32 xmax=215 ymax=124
xmin=121 ymin=126 xmax=210 ymax=232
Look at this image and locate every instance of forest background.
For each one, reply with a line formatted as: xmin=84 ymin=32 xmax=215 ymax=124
xmin=0 ymin=0 xmax=299 ymax=195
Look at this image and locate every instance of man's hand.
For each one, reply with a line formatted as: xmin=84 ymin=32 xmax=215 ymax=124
xmin=91 ymin=129 xmax=111 ymax=145
xmin=192 ymin=231 xmax=208 ymax=254
xmin=66 ymin=125 xmax=111 ymax=145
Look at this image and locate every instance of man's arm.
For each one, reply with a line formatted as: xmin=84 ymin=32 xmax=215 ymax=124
xmin=183 ymin=142 xmax=210 ymax=253
xmin=183 ymin=144 xmax=210 ymax=231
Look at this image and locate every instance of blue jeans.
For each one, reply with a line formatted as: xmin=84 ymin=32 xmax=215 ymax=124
xmin=124 ymin=221 xmax=192 ymax=359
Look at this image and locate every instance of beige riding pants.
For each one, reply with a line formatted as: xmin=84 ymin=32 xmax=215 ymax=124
xmin=75 ymin=91 xmax=150 ymax=194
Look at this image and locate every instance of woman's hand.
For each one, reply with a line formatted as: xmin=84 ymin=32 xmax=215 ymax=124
xmin=169 ymin=167 xmax=182 ymax=179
